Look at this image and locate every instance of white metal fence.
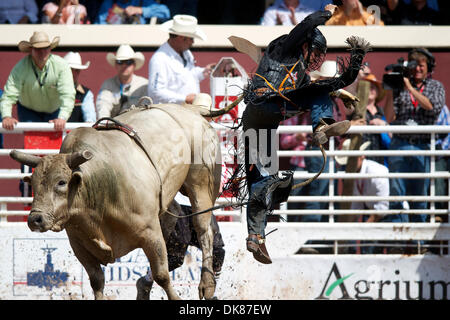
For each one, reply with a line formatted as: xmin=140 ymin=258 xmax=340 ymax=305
xmin=1 ymin=123 xmax=449 ymax=255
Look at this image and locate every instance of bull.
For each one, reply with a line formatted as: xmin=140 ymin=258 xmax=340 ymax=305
xmin=10 ymin=104 xmax=225 ymax=300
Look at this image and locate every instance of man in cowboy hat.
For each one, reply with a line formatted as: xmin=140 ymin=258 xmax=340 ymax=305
xmin=96 ymin=44 xmax=148 ymax=118
xmin=64 ymin=52 xmax=96 ymax=123
xmin=148 ymin=14 xmax=216 ymax=105
xmin=0 ymin=31 xmax=75 ymax=131
xmin=335 ymin=138 xmax=389 ymax=253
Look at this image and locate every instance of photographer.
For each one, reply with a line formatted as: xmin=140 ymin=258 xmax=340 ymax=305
xmin=383 ymin=48 xmax=445 ymax=228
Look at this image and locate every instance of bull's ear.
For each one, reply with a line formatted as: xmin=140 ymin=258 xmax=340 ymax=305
xmin=68 ymin=171 xmax=82 ymax=206
xmin=10 ymin=150 xmax=41 ymax=168
xmin=66 ymin=150 xmax=93 ymax=169
xmin=23 ymin=175 xmax=32 ymax=184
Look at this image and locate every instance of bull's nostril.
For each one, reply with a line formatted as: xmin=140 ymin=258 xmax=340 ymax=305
xmin=28 ymin=214 xmax=43 ymax=226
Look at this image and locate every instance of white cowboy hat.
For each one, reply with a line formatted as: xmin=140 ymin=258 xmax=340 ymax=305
xmin=64 ymin=51 xmax=90 ymax=70
xmin=160 ymin=14 xmax=207 ymax=41
xmin=18 ymin=31 xmax=60 ymax=53
xmin=106 ymin=44 xmax=145 ymax=70
xmin=309 ymin=60 xmax=340 ymax=81
xmin=335 ymin=139 xmax=371 ymax=166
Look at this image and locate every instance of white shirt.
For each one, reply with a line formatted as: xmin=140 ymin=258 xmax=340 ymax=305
xmin=260 ymin=0 xmax=332 ymax=26
xmin=351 ymin=159 xmax=389 ymax=213
xmin=148 ymin=41 xmax=205 ymax=104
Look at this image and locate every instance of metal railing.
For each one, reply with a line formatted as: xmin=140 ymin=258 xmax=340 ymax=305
xmin=0 ymin=123 xmax=449 ymax=254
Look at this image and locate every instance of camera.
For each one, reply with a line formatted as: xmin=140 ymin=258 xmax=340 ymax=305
xmin=382 ymin=58 xmax=417 ymax=90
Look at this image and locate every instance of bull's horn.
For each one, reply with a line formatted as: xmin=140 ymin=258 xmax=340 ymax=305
xmin=199 ymin=94 xmax=244 ymax=118
xmin=66 ymin=150 xmax=93 ymax=169
xmin=10 ymin=150 xmax=41 ymax=168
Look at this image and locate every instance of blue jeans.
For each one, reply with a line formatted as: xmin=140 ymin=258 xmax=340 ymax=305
xmin=384 ymin=137 xmax=430 ymax=223
xmin=17 ymin=102 xmax=59 ymax=122
xmin=286 ymin=89 xmax=334 ymax=130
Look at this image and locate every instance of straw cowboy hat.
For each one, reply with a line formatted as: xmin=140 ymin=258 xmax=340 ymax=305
xmin=335 ymin=139 xmax=371 ymax=166
xmin=106 ymin=44 xmax=145 ymax=70
xmin=18 ymin=31 xmax=60 ymax=53
xmin=362 ymin=73 xmax=386 ymax=103
xmin=64 ymin=52 xmax=90 ymax=70
xmin=309 ymin=60 xmax=340 ymax=81
xmin=160 ymin=14 xmax=207 ymax=41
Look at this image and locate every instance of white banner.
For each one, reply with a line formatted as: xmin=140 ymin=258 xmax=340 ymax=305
xmin=0 ymin=223 xmax=448 ymax=300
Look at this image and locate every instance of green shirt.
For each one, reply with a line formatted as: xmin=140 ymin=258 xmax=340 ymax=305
xmin=0 ymin=54 xmax=75 ymax=120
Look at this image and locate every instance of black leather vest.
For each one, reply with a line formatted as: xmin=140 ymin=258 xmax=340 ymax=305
xmin=252 ymin=54 xmax=305 ymax=92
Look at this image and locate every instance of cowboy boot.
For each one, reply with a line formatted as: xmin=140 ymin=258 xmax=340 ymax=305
xmin=246 ymin=234 xmax=272 ymax=264
xmin=312 ymin=119 xmax=351 ymax=146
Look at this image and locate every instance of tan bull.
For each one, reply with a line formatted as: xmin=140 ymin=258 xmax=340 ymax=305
xmin=10 ymin=104 xmax=223 ymax=300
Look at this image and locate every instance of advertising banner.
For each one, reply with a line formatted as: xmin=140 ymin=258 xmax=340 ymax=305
xmin=0 ymin=223 xmax=448 ymax=300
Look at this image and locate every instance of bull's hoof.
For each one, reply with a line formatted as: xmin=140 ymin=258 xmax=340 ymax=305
xmin=136 ymin=276 xmax=153 ymax=300
xmin=199 ymin=285 xmax=216 ymax=300
xmin=199 ymin=268 xmax=216 ymax=300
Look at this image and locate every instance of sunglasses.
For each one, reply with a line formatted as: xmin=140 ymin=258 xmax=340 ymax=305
xmin=116 ymin=59 xmax=135 ymax=66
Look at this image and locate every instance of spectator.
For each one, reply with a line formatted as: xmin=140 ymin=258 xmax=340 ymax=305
xmin=402 ymin=0 xmax=439 ymax=10
xmin=325 ymin=0 xmax=385 ymax=25
xmin=435 ymin=105 xmax=449 ymax=212
xmin=261 ymin=0 xmax=332 ymax=26
xmin=383 ymin=47 xmax=445 ymax=225
xmin=385 ymin=0 xmax=442 ymax=25
xmin=79 ymin=0 xmax=102 ymax=23
xmin=196 ymin=0 xmax=266 ymax=24
xmin=161 ymin=0 xmax=198 ymax=18
xmin=41 ymin=0 xmax=88 ymax=24
xmin=0 ymin=31 xmax=75 ymax=131
xmin=96 ymin=0 xmax=170 ymax=24
xmin=96 ymin=44 xmax=148 ymax=118
xmin=348 ymin=73 xmax=391 ymax=166
xmin=0 ymin=0 xmax=38 ymax=24
xmin=63 ymin=52 xmax=96 ymax=123
xmin=335 ymin=139 xmax=389 ymax=254
xmin=148 ymin=14 xmax=215 ymax=104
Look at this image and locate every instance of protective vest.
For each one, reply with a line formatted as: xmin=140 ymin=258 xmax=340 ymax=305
xmin=252 ymin=54 xmax=306 ymax=93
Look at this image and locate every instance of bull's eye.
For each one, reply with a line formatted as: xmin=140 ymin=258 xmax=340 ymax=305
xmin=57 ymin=180 xmax=67 ymax=186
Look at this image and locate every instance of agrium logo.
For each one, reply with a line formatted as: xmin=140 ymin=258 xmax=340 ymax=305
xmin=315 ymin=263 xmax=449 ymax=300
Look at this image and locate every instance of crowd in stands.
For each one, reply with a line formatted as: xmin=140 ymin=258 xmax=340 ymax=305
xmin=0 ymin=0 xmax=449 ymax=25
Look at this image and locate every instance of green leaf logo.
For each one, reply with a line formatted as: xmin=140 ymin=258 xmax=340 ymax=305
xmin=325 ymin=273 xmax=354 ymax=297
